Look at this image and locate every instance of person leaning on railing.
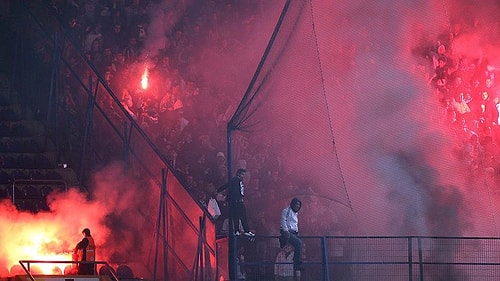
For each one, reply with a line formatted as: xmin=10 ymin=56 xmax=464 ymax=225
xmin=73 ymin=228 xmax=96 ymax=275
xmin=279 ymin=198 xmax=304 ymax=272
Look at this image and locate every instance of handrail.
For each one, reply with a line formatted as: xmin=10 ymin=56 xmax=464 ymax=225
xmin=19 ymin=260 xmax=120 ymax=281
xmin=215 ymin=235 xmax=500 ymax=281
xmin=11 ymin=179 xmax=68 ymax=204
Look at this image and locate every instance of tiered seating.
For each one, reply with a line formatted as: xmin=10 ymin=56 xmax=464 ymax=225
xmin=0 ymin=75 xmax=78 ymax=212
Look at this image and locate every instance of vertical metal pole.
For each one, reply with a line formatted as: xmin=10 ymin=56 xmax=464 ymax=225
xmin=153 ymin=168 xmax=167 ymax=281
xmin=11 ymin=182 xmax=15 ymax=205
xmin=54 ymin=34 xmax=61 ymax=158
xmin=12 ymin=1 xmax=23 ymax=100
xmin=79 ymin=76 xmax=97 ymax=181
xmin=321 ymin=236 xmax=330 ymax=281
xmin=226 ymin=126 xmax=237 ymax=281
xmin=195 ymin=216 xmax=206 ymax=281
xmin=200 ymin=216 xmax=205 ymax=281
xmin=408 ymin=237 xmax=413 ymax=281
xmin=122 ymin=122 xmax=130 ymax=166
xmin=193 ymin=217 xmax=200 ymax=281
xmin=418 ymin=238 xmax=424 ymax=281
xmin=46 ymin=32 xmax=58 ymax=137
xmin=162 ymin=169 xmax=169 ymax=281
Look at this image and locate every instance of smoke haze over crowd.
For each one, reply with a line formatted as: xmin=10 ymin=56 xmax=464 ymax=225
xmin=2 ymin=0 xmax=500 ymax=277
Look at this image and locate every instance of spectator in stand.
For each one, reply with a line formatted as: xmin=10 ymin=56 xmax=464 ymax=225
xmin=452 ymin=92 xmax=471 ymax=122
xmin=463 ymin=134 xmax=483 ymax=172
xmin=236 ymin=245 xmax=247 ymax=281
xmin=105 ymin=23 xmax=127 ymax=54
xmin=214 ymin=151 xmax=228 ymax=187
xmin=449 ymin=76 xmax=468 ymax=100
xmin=97 ymin=47 xmax=114 ymax=73
xmin=110 ymin=5 xmax=128 ymax=30
xmin=261 ymin=170 xmax=284 ymax=192
xmin=110 ymin=51 xmax=126 ymax=73
xmin=492 ymin=97 xmax=500 ymax=149
xmin=429 ymin=57 xmax=451 ymax=94
xmin=81 ymin=0 xmax=99 ymax=26
xmin=120 ymin=88 xmax=137 ymax=120
xmin=479 ymin=91 xmax=499 ymax=130
xmin=431 ymin=42 xmax=448 ymax=69
xmin=481 ymin=136 xmax=498 ymax=170
xmin=123 ymin=36 xmax=140 ymax=64
xmin=83 ymin=23 xmax=103 ymax=53
xmin=68 ymin=17 xmax=84 ymax=43
xmin=89 ymin=38 xmax=103 ymax=64
xmin=274 ymin=244 xmax=298 ymax=281
xmin=495 ymin=97 xmax=500 ymax=125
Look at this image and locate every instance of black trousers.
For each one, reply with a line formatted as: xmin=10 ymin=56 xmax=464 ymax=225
xmin=231 ymin=201 xmax=250 ymax=232
xmin=78 ymin=262 xmax=95 ymax=275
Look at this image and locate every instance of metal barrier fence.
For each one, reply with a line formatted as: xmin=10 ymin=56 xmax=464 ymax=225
xmin=215 ymin=235 xmax=500 ymax=281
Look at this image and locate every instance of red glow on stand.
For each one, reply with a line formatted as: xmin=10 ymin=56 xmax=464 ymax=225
xmin=4 ymin=230 xmax=73 ymax=275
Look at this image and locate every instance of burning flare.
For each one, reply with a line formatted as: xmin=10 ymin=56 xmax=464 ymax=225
xmin=1 ymin=218 xmax=74 ymax=276
xmin=141 ymin=66 xmax=149 ymax=90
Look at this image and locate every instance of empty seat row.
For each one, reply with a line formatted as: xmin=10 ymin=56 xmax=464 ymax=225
xmin=8 ymin=185 xmax=64 ymax=199
xmin=0 ymin=122 xmax=36 ymax=137
xmin=0 ymin=153 xmax=54 ymax=169
xmin=14 ymin=198 xmax=50 ymax=213
xmin=0 ymin=169 xmax=64 ymax=183
xmin=0 ymin=107 xmax=22 ymax=122
xmin=1 ymin=184 xmax=66 ymax=197
xmin=0 ymin=184 xmax=67 ymax=213
xmin=0 ymin=138 xmax=43 ymax=153
xmin=0 ymin=93 xmax=10 ymax=106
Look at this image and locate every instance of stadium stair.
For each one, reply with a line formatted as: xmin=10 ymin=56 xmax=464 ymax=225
xmin=0 ymin=74 xmax=79 ymax=212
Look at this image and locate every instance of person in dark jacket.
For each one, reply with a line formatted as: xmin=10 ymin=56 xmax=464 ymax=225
xmin=74 ymin=228 xmax=96 ymax=275
xmin=217 ymin=168 xmax=255 ymax=236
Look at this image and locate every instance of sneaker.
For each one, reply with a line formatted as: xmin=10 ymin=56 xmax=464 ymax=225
xmin=234 ymin=231 xmax=241 ymax=236
xmin=243 ymin=231 xmax=255 ymax=236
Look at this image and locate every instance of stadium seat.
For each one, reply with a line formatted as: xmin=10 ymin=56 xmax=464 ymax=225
xmin=0 ymin=170 xmax=11 ymax=183
xmin=10 ymin=169 xmax=29 ymax=180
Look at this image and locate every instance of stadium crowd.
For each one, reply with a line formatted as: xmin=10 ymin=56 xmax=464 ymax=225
xmin=49 ymin=0 xmax=293 ymax=236
xmin=37 ymin=0 xmax=500 ymax=236
xmin=418 ymin=37 xmax=500 ymax=178
xmin=1 ymin=1 xmax=497 ymax=280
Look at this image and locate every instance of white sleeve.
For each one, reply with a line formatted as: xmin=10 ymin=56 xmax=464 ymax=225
xmin=280 ymin=208 xmax=289 ymax=231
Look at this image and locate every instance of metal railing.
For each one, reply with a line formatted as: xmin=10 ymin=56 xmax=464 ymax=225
xmin=214 ymin=235 xmax=500 ymax=281
xmin=11 ymin=179 xmax=68 ymax=202
xmin=19 ymin=260 xmax=120 ymax=281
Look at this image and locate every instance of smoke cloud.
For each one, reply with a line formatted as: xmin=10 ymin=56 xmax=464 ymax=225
xmin=3 ymin=0 xmax=500 ymax=278
xmin=318 ymin=0 xmax=500 ymax=236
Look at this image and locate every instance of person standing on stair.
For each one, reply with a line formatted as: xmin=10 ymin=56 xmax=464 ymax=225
xmin=217 ymin=168 xmax=255 ymax=237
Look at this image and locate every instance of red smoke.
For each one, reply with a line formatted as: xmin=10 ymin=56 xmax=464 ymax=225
xmin=0 ymin=189 xmax=111 ymax=276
